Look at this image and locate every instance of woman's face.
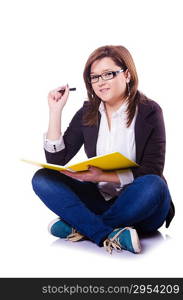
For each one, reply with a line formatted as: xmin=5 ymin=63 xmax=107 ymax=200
xmin=90 ymin=57 xmax=130 ymax=105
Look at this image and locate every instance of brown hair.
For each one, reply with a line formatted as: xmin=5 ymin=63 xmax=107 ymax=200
xmin=83 ymin=45 xmax=139 ymax=127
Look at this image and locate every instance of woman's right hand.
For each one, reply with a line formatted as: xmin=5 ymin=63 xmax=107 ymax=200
xmin=48 ymin=84 xmax=70 ymax=113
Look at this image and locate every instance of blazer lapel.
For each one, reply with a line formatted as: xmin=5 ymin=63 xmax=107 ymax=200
xmin=83 ymin=112 xmax=101 ymax=158
xmin=135 ymin=102 xmax=153 ymax=163
xmin=135 ymin=117 xmax=153 ymax=164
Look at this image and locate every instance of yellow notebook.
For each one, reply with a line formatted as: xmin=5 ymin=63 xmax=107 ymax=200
xmin=21 ymin=152 xmax=139 ymax=172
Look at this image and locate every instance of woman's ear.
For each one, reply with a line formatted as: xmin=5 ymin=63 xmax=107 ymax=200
xmin=125 ymin=69 xmax=131 ymax=83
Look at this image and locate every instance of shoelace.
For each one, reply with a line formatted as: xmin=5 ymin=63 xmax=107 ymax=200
xmin=66 ymin=228 xmax=85 ymax=242
xmin=103 ymin=227 xmax=132 ymax=254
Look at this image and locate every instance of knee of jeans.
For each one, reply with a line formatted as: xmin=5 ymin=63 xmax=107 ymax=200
xmin=137 ymin=174 xmax=167 ymax=195
xmin=138 ymin=174 xmax=164 ymax=185
xmin=31 ymin=168 xmax=48 ymax=192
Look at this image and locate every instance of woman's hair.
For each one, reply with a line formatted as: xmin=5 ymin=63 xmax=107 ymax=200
xmin=83 ymin=45 xmax=139 ymax=127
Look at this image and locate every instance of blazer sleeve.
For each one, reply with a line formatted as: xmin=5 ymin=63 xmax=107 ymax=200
xmin=44 ymin=108 xmax=84 ymax=165
xmin=131 ymin=103 xmax=166 ymax=178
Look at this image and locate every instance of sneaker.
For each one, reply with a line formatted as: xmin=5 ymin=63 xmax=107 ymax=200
xmin=48 ymin=217 xmax=84 ymax=241
xmin=103 ymin=227 xmax=141 ymax=254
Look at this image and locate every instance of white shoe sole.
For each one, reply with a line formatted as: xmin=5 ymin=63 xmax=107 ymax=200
xmin=130 ymin=228 xmax=141 ymax=253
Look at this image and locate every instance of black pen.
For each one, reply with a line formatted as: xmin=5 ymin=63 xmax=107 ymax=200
xmin=58 ymin=87 xmax=76 ymax=94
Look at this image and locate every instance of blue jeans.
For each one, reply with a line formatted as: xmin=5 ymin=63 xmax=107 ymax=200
xmin=32 ymin=169 xmax=171 ymax=246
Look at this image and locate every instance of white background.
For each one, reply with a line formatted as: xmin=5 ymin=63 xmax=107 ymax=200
xmin=0 ymin=0 xmax=183 ymax=277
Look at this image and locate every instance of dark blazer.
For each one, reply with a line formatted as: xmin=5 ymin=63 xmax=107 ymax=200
xmin=45 ymin=91 xmax=175 ymax=228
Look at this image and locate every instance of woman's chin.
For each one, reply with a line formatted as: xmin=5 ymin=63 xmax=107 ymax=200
xmin=100 ymin=96 xmax=112 ymax=102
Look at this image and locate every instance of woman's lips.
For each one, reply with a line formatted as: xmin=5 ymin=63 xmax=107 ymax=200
xmin=99 ymin=88 xmax=110 ymax=93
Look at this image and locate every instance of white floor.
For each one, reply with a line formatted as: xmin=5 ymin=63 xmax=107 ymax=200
xmin=0 ymin=161 xmax=182 ymax=278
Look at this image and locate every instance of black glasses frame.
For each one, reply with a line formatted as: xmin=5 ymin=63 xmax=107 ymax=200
xmin=89 ymin=69 xmax=126 ymax=84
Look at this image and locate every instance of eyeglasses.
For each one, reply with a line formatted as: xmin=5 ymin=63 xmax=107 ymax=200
xmin=89 ymin=69 xmax=125 ymax=84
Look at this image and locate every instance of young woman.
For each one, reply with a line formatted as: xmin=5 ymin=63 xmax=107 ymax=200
xmin=32 ymin=45 xmax=175 ymax=254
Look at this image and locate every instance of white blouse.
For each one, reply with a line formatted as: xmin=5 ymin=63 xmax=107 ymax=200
xmin=96 ymin=101 xmax=137 ymax=200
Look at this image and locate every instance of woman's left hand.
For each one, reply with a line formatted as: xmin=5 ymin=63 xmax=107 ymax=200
xmin=60 ymin=166 xmax=104 ymax=182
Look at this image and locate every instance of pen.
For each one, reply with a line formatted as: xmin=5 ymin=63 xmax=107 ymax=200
xmin=58 ymin=87 xmax=76 ymax=94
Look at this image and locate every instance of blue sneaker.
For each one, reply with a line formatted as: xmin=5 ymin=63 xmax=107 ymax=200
xmin=103 ymin=227 xmax=141 ymax=254
xmin=48 ymin=218 xmax=84 ymax=241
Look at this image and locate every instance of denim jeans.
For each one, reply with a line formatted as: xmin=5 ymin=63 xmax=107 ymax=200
xmin=32 ymin=169 xmax=171 ymax=246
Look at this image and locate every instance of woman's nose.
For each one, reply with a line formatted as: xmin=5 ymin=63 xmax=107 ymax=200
xmin=97 ymin=77 xmax=107 ymax=86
